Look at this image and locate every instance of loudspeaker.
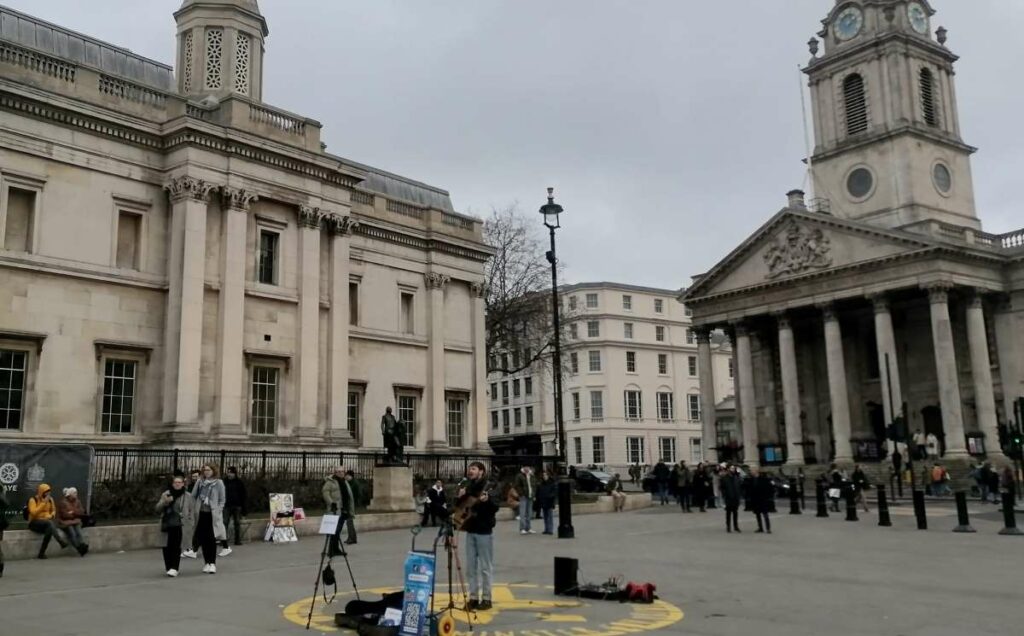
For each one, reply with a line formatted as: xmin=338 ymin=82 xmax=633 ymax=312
xmin=553 ymin=556 xmax=578 ymax=595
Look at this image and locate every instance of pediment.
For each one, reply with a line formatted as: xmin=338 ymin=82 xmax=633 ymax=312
xmin=686 ymin=211 xmax=935 ymax=300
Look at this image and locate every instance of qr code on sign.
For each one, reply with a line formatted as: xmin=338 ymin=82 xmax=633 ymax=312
xmin=403 ymin=603 xmax=421 ymax=630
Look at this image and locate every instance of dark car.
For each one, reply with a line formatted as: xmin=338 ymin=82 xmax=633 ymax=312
xmin=574 ymin=469 xmax=612 ymax=493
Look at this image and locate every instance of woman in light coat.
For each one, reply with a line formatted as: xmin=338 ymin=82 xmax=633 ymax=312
xmin=156 ymin=474 xmax=196 ymax=577
xmin=191 ymin=463 xmax=226 ymax=574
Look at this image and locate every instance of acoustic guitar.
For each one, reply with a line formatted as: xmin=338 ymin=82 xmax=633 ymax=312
xmin=450 ymin=479 xmax=497 ymax=531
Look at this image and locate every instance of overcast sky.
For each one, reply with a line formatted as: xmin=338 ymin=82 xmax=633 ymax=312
xmin=10 ymin=1 xmax=1022 ymax=289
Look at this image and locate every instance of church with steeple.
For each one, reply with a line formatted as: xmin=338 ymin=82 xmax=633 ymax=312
xmin=683 ymin=1 xmax=1022 ymax=477
xmin=0 ymin=1 xmax=492 ymax=453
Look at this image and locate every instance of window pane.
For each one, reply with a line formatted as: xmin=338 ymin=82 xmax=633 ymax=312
xmin=250 ymin=365 xmax=279 ymax=435
xmin=101 ymin=359 xmax=137 ymax=434
xmin=258 ymin=231 xmax=278 ymax=285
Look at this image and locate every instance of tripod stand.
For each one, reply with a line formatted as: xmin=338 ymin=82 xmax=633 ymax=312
xmin=305 ymin=515 xmax=360 ymax=630
xmin=429 ymin=519 xmax=475 ymax=633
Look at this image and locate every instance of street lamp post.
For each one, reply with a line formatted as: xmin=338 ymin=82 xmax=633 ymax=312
xmin=540 ymin=187 xmax=574 ymax=539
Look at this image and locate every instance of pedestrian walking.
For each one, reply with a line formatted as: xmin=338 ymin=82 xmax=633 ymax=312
xmin=653 ymin=461 xmax=670 ymax=505
xmin=851 ymin=464 xmax=870 ymax=512
xmin=27 ymin=483 xmax=69 ymax=559
xmin=721 ymin=465 xmax=742 ymax=533
xmin=926 ymin=432 xmax=940 ymax=460
xmin=828 ymin=464 xmax=844 ymax=512
xmin=344 ymin=470 xmax=359 ymax=544
xmin=537 ymin=470 xmax=557 ymax=533
xmin=692 ymin=463 xmax=710 ymax=512
xmin=222 ymin=466 xmax=247 ymax=550
xmin=460 ymin=461 xmax=498 ymax=611
xmin=912 ymin=429 xmax=927 ymax=460
xmin=322 ymin=466 xmax=353 ymax=556
xmin=182 ymin=468 xmax=201 ymax=559
xmin=156 ymin=474 xmax=196 ymax=577
xmin=514 ymin=467 xmax=536 ymax=534
xmin=976 ymin=462 xmax=993 ymax=503
xmin=56 ymin=487 xmax=90 ymax=556
xmin=676 ymin=461 xmax=692 ymax=512
xmin=424 ymin=479 xmax=447 ymax=528
xmin=750 ymin=468 xmax=774 ymax=533
xmin=931 ymin=463 xmax=951 ymax=496
xmin=191 ymin=463 xmax=226 ymax=574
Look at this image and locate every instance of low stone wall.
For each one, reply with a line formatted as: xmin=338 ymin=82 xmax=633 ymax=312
xmin=1 ymin=493 xmax=649 ymax=561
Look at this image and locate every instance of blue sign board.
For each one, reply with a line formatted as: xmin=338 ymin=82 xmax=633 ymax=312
xmin=399 ymin=551 xmax=436 ymax=636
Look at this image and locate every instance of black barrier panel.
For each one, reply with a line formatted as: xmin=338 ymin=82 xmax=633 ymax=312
xmin=0 ymin=444 xmax=94 ymax=522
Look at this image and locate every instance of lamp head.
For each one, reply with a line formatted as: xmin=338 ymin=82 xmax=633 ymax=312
xmin=539 ymin=186 xmax=564 ymax=229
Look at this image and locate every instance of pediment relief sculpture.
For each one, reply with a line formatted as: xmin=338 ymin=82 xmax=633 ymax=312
xmin=763 ymin=222 xmax=833 ymax=279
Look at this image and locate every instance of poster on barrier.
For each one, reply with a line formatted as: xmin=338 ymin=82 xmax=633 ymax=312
xmin=399 ymin=551 xmax=436 ymax=636
xmin=267 ymin=493 xmax=298 ymax=542
xmin=0 ymin=444 xmax=93 ymax=524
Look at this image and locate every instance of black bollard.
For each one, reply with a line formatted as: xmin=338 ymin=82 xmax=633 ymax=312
xmin=845 ymin=487 xmax=858 ymax=521
xmin=952 ymin=491 xmax=975 ymax=533
xmin=999 ymin=492 xmax=1023 ymax=536
xmin=876 ymin=484 xmax=892 ymax=527
xmin=789 ymin=479 xmax=801 ymax=515
xmin=815 ymin=482 xmax=829 ymax=518
xmin=800 ymin=479 xmax=806 ymax=510
xmin=912 ymin=489 xmax=927 ymax=530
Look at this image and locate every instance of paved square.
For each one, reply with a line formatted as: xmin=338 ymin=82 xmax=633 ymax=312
xmin=0 ymin=501 xmax=1019 ymax=635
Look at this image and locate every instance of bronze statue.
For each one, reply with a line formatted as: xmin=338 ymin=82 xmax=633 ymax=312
xmin=381 ymin=406 xmax=406 ymax=465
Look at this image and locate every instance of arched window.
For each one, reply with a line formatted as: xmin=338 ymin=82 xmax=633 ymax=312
xmin=843 ymin=73 xmax=868 ymax=135
xmin=919 ymin=68 xmax=939 ymax=127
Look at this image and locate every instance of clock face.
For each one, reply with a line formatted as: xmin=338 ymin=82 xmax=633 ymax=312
xmin=835 ymin=6 xmax=864 ymax=41
xmin=908 ymin=2 xmax=929 ymax=34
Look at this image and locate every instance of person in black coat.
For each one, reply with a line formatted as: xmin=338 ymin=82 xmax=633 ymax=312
xmin=750 ymin=468 xmax=775 ymax=533
xmin=652 ymin=461 xmax=671 ymax=505
xmin=423 ymin=479 xmax=448 ymax=527
xmin=223 ymin=467 xmax=247 ymax=548
xmin=536 ymin=470 xmax=558 ymax=535
xmin=692 ymin=463 xmax=710 ymax=512
xmin=720 ymin=465 xmax=743 ymax=533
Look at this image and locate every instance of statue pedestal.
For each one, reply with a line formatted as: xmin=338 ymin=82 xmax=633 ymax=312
xmin=368 ymin=464 xmax=415 ymax=513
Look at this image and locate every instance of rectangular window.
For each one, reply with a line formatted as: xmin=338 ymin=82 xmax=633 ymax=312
xmin=398 ymin=395 xmax=417 ymax=445
xmin=658 ymin=353 xmax=668 ymax=375
xmin=569 ymin=296 xmax=578 ymax=310
xmin=524 ymin=377 xmax=533 ymax=396
xmin=688 ymin=394 xmax=701 ymax=421
xmin=686 ymin=328 xmax=695 ymax=345
xmin=490 ymin=382 xmax=498 ymax=402
xmin=569 ymin=323 xmax=578 ymax=339
xmin=347 ymin=391 xmax=360 ymax=439
xmin=655 ymin=325 xmax=666 ymax=342
xmin=585 ymin=293 xmax=598 ymax=309
xmin=728 ymin=358 xmax=735 ymax=379
xmin=349 ymin=282 xmax=360 ymax=326
xmin=657 ymin=392 xmax=674 ymax=421
xmin=654 ymin=298 xmax=664 ymax=314
xmin=626 ymin=351 xmax=636 ymax=373
xmin=115 ymin=211 xmax=141 ymax=270
xmin=587 ymin=321 xmax=600 ymax=338
xmin=690 ymin=437 xmax=703 ymax=463
xmin=624 ymin=390 xmax=642 ymax=420
xmin=502 ymin=409 xmax=510 ymax=434
xmin=623 ymin=322 xmax=633 ymax=339
xmin=512 ymin=379 xmax=521 ymax=398
xmin=250 ymin=365 xmax=279 ymax=435
xmin=684 ymin=305 xmax=693 ymax=317
xmin=490 ymin=410 xmax=498 ymax=430
xmin=592 ymin=436 xmax=605 ymax=464
xmin=590 ymin=390 xmax=603 ymax=420
xmin=0 ymin=349 xmax=27 ymax=430
xmin=588 ymin=351 xmax=601 ymax=372
xmin=622 ymin=295 xmax=632 ymax=310
xmin=514 ymin=407 xmax=522 ymax=427
xmin=688 ymin=356 xmax=698 ymax=377
xmin=400 ymin=291 xmax=415 ymax=334
xmin=101 ymin=359 xmax=138 ymax=434
xmin=525 ymin=406 xmax=534 ymax=426
xmin=501 ymin=381 xmax=509 ymax=404
xmin=447 ymin=398 xmax=465 ymax=447
xmin=627 ymin=437 xmax=645 ymax=464
xmin=574 ymin=437 xmax=583 ymax=465
xmin=501 ymin=353 xmax=510 ymax=371
xmin=3 ymin=187 xmax=35 ymax=252
xmin=257 ymin=229 xmax=279 ymax=285
xmin=571 ymin=392 xmax=581 ymax=420
xmin=659 ymin=437 xmax=676 ymax=463
xmin=512 ymin=349 xmax=521 ymax=369
xmin=570 ymin=352 xmax=579 ymax=374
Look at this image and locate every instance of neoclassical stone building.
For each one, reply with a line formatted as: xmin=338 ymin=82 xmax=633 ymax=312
xmin=0 ymin=1 xmax=491 ymax=451
xmin=683 ymin=1 xmax=1020 ymax=472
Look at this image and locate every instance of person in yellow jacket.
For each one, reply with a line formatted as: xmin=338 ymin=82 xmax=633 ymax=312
xmin=28 ymin=483 xmax=69 ymax=559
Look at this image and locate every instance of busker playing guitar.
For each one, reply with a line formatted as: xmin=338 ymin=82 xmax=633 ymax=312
xmin=457 ymin=461 xmax=499 ymax=611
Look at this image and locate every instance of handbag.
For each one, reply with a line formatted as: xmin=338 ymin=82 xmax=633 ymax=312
xmin=160 ymin=507 xmax=182 ymax=532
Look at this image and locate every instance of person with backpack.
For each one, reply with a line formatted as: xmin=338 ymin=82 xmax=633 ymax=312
xmin=156 ymin=474 xmax=196 ymax=577
xmin=27 ymin=483 xmax=69 ymax=559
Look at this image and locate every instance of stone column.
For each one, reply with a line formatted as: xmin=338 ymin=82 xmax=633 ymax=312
xmin=734 ymin=323 xmax=759 ymax=466
xmin=214 ymin=187 xmax=258 ymax=435
xmin=295 ymin=205 xmax=323 ymax=437
xmin=425 ymin=272 xmax=450 ymax=449
xmin=925 ymin=283 xmax=968 ymax=457
xmin=695 ymin=327 xmax=717 ymax=464
xmin=870 ymin=293 xmax=904 ymax=453
xmin=470 ymin=282 xmax=489 ymax=450
xmin=965 ymin=290 xmax=1005 ymax=460
xmin=820 ymin=303 xmax=853 ymax=462
xmin=776 ymin=312 xmax=805 ymax=465
xmin=328 ymin=214 xmax=358 ymax=441
xmin=162 ymin=176 xmax=215 ymax=431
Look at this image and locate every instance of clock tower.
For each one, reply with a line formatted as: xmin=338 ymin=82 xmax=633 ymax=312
xmin=804 ymin=1 xmax=979 ymax=231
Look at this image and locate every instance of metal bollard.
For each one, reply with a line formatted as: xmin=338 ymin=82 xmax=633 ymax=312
xmin=876 ymin=484 xmax=892 ymax=527
xmin=845 ymin=487 xmax=858 ymax=521
xmin=789 ymin=479 xmax=801 ymax=515
xmin=912 ymin=489 xmax=927 ymax=530
xmin=952 ymin=491 xmax=975 ymax=533
xmin=999 ymin=491 xmax=1022 ymax=536
xmin=815 ymin=482 xmax=829 ymax=518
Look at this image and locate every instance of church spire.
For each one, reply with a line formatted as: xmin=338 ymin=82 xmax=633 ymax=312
xmin=174 ymin=0 xmax=269 ymax=101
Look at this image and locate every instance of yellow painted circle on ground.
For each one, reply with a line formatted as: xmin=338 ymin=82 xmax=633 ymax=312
xmin=282 ymin=583 xmax=684 ymax=635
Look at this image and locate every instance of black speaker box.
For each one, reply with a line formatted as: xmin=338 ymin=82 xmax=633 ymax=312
xmin=553 ymin=556 xmax=578 ymax=595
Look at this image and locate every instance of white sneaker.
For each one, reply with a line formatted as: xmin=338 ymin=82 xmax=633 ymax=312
xmin=182 ymin=549 xmax=197 ymax=559
xmin=218 ymin=547 xmax=233 ymax=557
xmin=207 ymin=564 xmax=216 ymax=574
xmin=520 ymin=529 xmax=528 ymax=534
xmin=202 ymin=563 xmax=211 ymax=573
xmin=527 ymin=529 xmax=536 ymax=534
xmin=166 ymin=569 xmax=178 ymax=577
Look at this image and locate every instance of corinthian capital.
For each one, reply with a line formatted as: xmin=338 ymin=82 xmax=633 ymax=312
xmin=327 ymin=214 xmax=360 ymax=236
xmin=923 ymin=281 xmax=954 ymax=304
xmin=692 ymin=326 xmax=712 ymax=345
xmin=221 ymin=187 xmax=259 ymax=212
xmin=299 ymin=205 xmax=325 ymax=229
xmin=424 ymin=272 xmax=450 ymax=290
xmin=165 ymin=176 xmax=217 ymax=203
xmin=469 ymin=281 xmax=487 ymax=299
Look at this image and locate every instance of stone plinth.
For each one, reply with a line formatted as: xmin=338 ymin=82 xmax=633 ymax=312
xmin=368 ymin=464 xmax=415 ymax=512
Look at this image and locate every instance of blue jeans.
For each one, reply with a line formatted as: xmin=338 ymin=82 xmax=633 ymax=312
xmin=658 ymin=483 xmax=669 ymax=504
xmin=465 ymin=532 xmax=494 ymax=602
xmin=542 ymin=506 xmax=554 ymax=534
xmin=518 ymin=498 xmax=533 ymax=531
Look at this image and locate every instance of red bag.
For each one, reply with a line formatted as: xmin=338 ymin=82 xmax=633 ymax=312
xmin=623 ymin=582 xmax=656 ymax=603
